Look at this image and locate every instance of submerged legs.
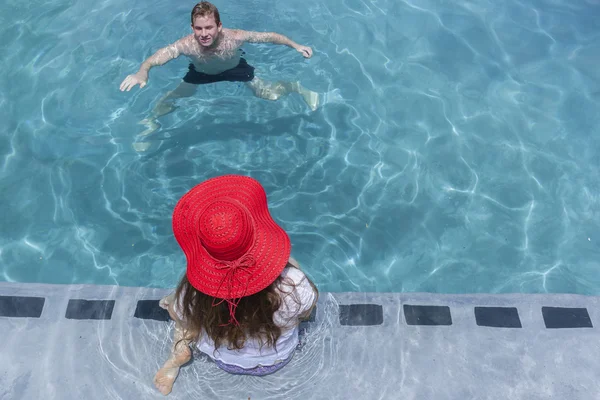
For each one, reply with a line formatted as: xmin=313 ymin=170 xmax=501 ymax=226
xmin=133 ymin=82 xmax=197 ymax=152
xmin=246 ymin=77 xmax=319 ymax=111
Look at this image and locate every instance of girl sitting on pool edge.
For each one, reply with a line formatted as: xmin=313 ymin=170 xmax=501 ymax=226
xmin=154 ymin=175 xmax=318 ymax=395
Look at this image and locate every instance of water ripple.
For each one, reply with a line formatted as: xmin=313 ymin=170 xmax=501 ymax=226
xmin=0 ymin=0 xmax=599 ymax=294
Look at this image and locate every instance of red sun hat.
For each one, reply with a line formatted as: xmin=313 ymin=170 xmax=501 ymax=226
xmin=172 ymin=175 xmax=291 ymax=302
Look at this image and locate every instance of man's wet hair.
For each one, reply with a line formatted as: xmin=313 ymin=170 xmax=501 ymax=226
xmin=191 ymin=1 xmax=221 ymax=25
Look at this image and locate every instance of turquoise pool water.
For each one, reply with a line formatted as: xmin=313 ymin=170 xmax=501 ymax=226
xmin=1 ymin=0 xmax=599 ymax=294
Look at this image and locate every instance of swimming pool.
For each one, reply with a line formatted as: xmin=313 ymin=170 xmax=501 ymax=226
xmin=1 ymin=0 xmax=599 ymax=294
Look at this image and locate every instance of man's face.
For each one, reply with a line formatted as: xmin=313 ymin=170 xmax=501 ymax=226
xmin=192 ymin=15 xmax=222 ymax=47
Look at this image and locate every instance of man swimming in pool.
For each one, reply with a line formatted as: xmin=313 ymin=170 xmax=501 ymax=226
xmin=120 ymin=1 xmax=319 ymax=150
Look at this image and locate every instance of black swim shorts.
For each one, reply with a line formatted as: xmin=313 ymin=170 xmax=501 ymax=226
xmin=182 ymin=58 xmax=255 ymax=84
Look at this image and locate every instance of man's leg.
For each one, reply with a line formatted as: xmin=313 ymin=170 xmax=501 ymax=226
xmin=151 ymin=81 xmax=197 ymax=118
xmin=134 ymin=81 xmax=197 ymax=152
xmin=246 ymin=77 xmax=319 ymax=111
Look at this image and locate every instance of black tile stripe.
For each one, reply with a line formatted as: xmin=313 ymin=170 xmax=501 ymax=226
xmin=134 ymin=300 xmax=171 ymax=322
xmin=65 ymin=299 xmax=115 ymax=320
xmin=1 ymin=292 xmax=596 ymax=334
xmin=0 ymin=296 xmax=45 ymax=318
xmin=475 ymin=307 xmax=522 ymax=328
xmin=339 ymin=304 xmax=383 ymax=326
xmin=404 ymin=305 xmax=452 ymax=326
xmin=542 ymin=306 xmax=593 ymax=329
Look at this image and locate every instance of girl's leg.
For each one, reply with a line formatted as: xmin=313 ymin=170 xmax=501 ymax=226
xmin=153 ymin=306 xmax=193 ymax=395
xmin=153 ymin=323 xmax=192 ymax=395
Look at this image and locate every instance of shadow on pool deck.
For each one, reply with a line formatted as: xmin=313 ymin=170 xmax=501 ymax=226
xmin=0 ymin=282 xmax=598 ymax=399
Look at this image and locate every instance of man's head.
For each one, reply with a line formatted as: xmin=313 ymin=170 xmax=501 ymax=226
xmin=191 ymin=2 xmax=222 ymax=47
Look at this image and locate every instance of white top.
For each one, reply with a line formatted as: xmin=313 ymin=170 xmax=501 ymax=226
xmin=173 ymin=266 xmax=316 ymax=368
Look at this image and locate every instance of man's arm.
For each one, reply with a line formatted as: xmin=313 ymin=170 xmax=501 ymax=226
xmin=120 ymin=42 xmax=182 ymax=92
xmin=233 ymin=30 xmax=313 ymax=58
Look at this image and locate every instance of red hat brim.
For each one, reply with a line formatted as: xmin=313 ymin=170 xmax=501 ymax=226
xmin=172 ymin=175 xmax=291 ymax=299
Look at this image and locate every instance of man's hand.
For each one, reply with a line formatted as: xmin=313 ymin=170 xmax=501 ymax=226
xmin=295 ymin=45 xmax=313 ymax=58
xmin=120 ymin=72 xmax=148 ymax=91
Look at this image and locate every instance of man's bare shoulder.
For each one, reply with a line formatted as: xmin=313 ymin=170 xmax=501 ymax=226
xmin=173 ymin=34 xmax=195 ymax=45
xmin=222 ymin=28 xmax=247 ymax=41
xmin=222 ymin=29 xmax=273 ymax=44
xmin=166 ymin=34 xmax=198 ymax=55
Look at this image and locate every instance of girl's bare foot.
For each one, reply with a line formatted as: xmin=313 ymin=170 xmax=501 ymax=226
xmin=153 ymin=365 xmax=180 ymax=395
xmin=153 ymin=346 xmax=191 ymax=395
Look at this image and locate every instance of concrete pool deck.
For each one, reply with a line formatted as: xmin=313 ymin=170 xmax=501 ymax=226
xmin=1 ymin=282 xmax=599 ymax=399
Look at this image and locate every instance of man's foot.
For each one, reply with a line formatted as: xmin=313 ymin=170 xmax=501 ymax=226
xmin=300 ymin=89 xmax=319 ymax=111
xmin=132 ymin=118 xmax=160 ymax=152
xmin=132 ymin=141 xmax=151 ymax=152
xmin=153 ymin=347 xmax=191 ymax=396
xmin=138 ymin=118 xmax=160 ymax=137
xmin=292 ymin=82 xmax=319 ymax=111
